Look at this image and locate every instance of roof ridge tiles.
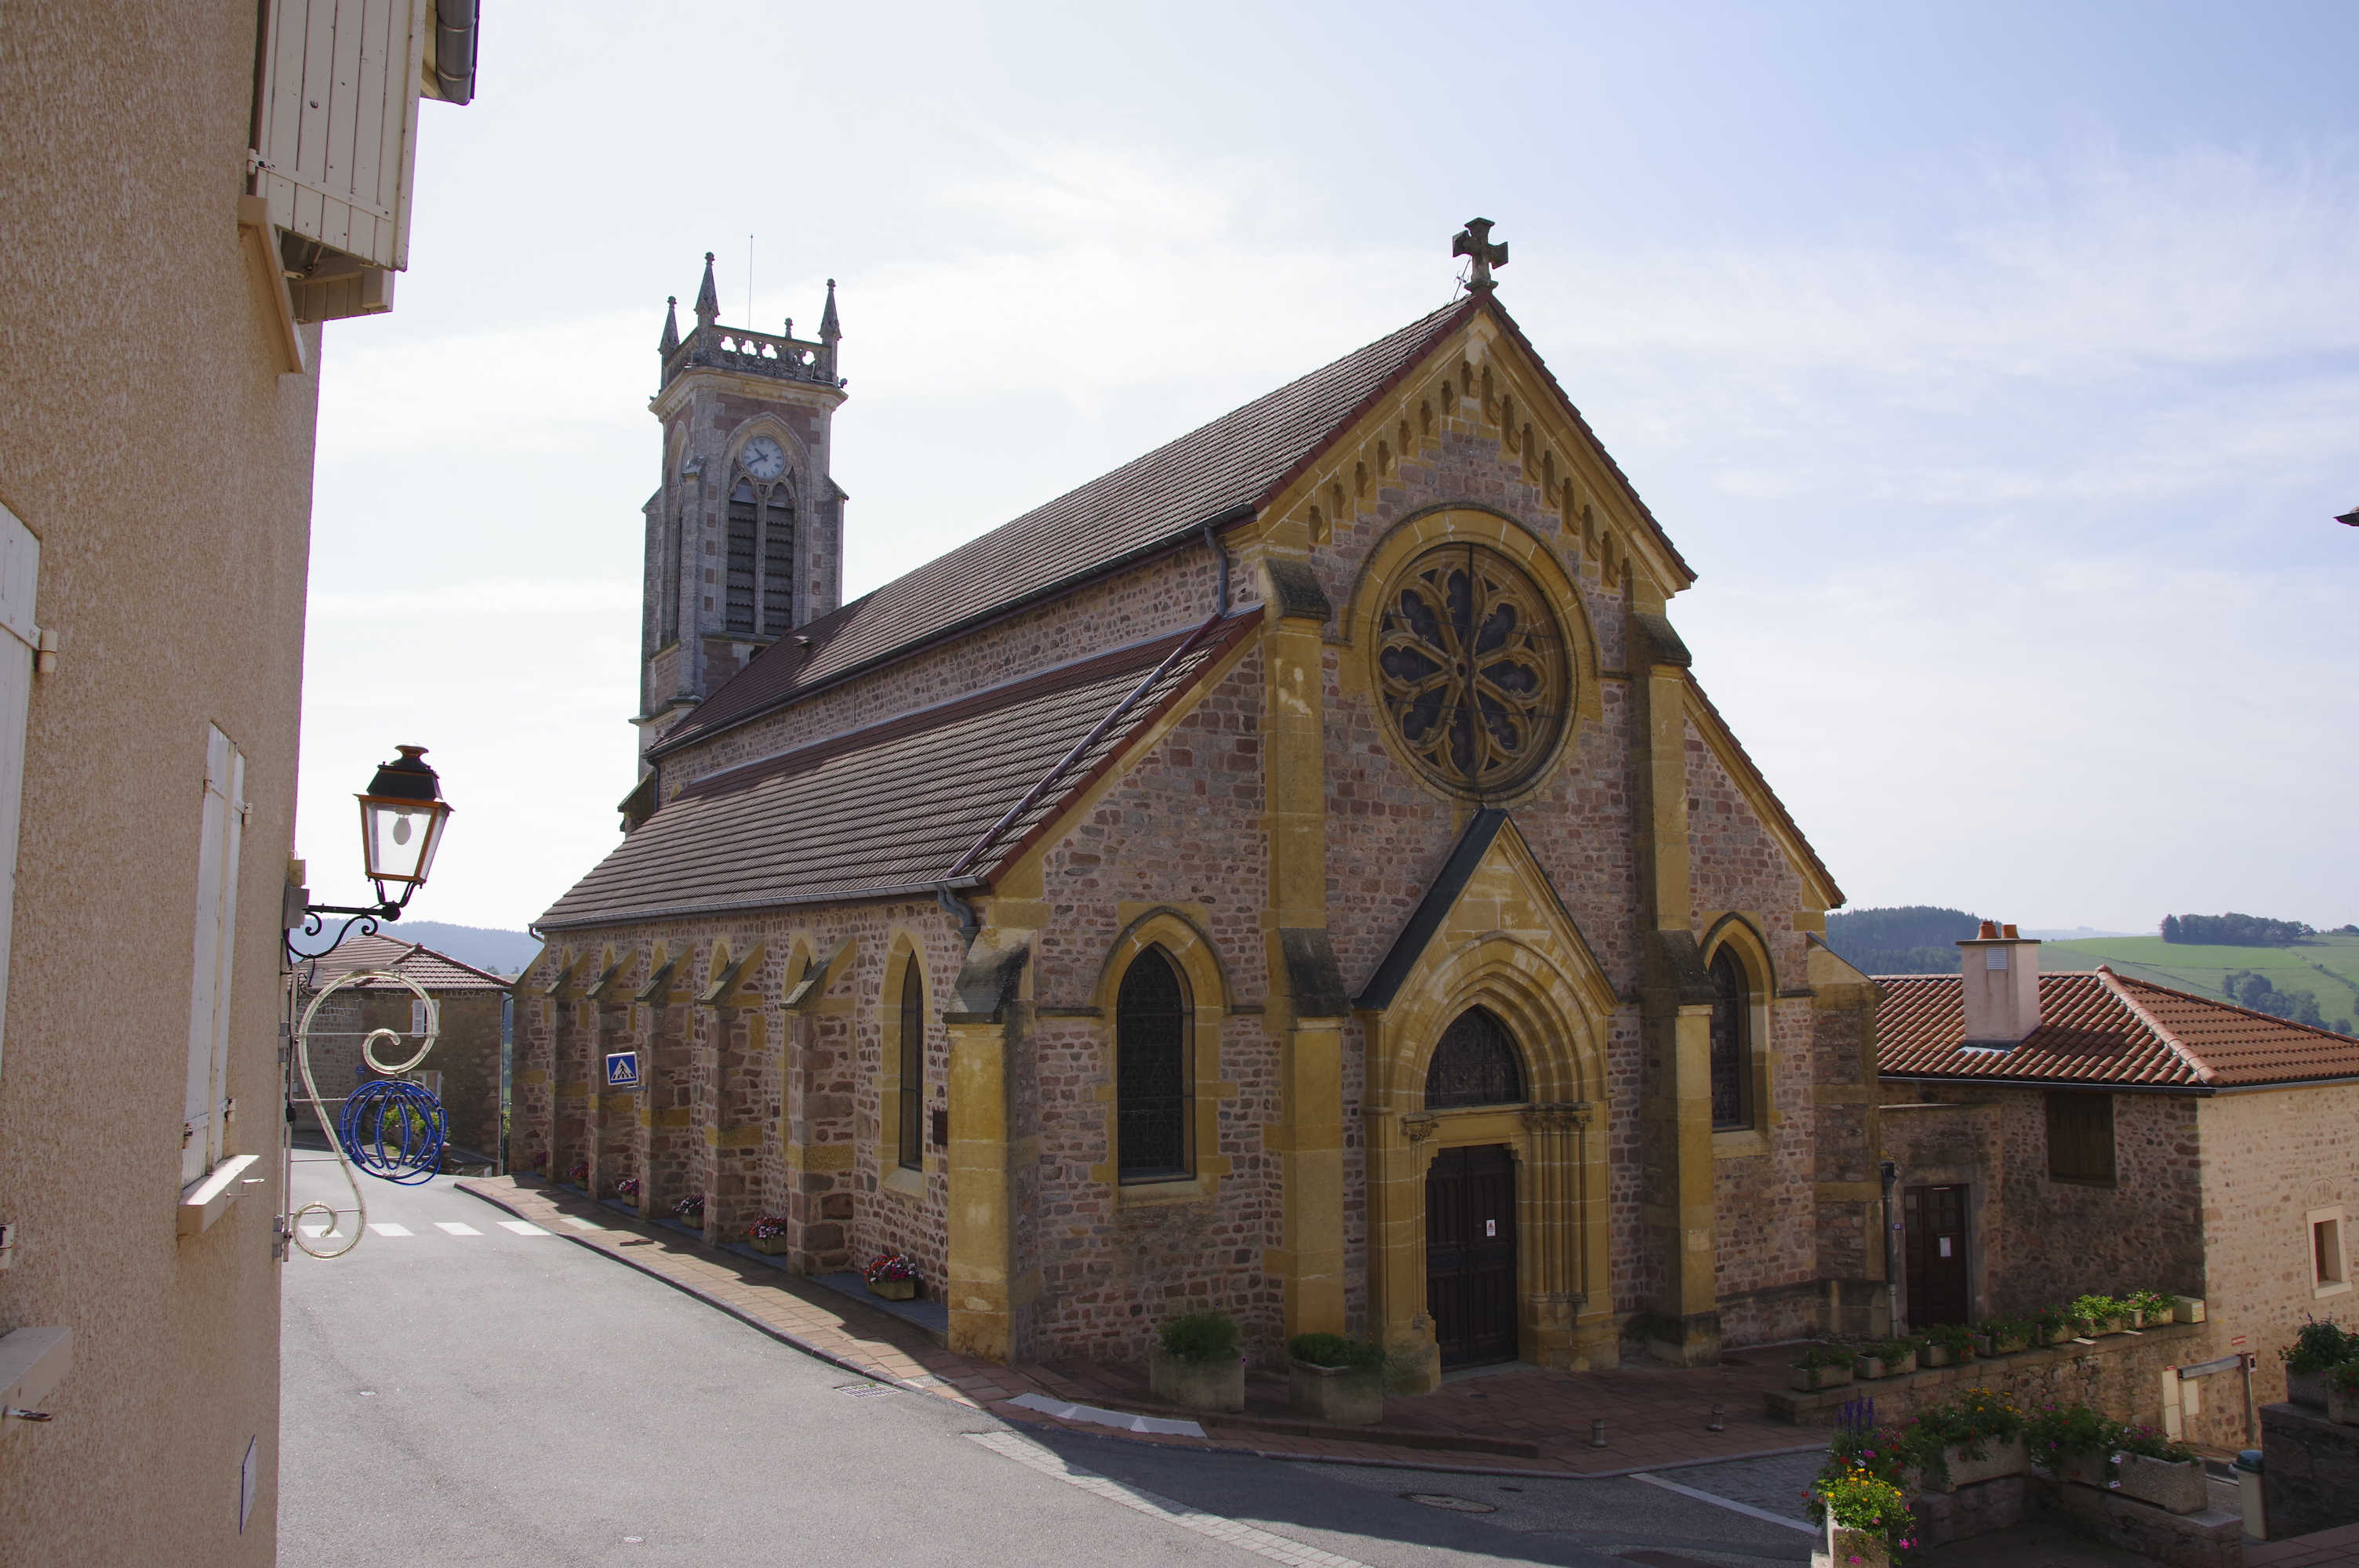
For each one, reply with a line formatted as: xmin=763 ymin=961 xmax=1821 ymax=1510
xmin=2089 ymin=965 xmax=2213 ymax=1084
xmin=2111 ymin=967 xmax=2359 ymax=1047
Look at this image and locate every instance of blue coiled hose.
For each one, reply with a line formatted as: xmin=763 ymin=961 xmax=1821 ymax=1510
xmin=336 ymin=1078 xmax=449 ymax=1185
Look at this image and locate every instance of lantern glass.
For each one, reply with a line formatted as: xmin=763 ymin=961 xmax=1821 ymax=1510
xmin=353 ymin=745 xmax=453 ymax=906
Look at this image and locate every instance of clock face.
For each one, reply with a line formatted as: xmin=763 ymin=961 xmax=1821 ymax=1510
xmin=740 ymin=436 xmax=787 ymax=481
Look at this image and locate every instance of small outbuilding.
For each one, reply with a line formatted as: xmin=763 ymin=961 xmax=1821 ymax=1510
xmin=296 ymin=931 xmax=514 ymax=1167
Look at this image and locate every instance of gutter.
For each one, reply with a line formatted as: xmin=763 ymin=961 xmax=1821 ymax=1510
xmin=647 ymin=502 xmax=1257 ymax=763
xmin=1879 ymin=1073 xmax=2359 ymax=1098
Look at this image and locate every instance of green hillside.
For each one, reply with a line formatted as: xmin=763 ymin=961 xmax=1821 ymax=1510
xmin=2037 ymin=932 xmax=2359 ymax=1036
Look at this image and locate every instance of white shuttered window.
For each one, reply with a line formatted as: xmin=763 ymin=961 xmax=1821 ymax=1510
xmin=184 ymin=728 xmax=247 ymax=1186
xmin=0 ymin=504 xmax=38 ymax=1078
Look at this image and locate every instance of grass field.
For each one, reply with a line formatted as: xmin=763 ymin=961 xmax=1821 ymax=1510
xmin=2037 ymin=931 xmax=2359 ymax=1033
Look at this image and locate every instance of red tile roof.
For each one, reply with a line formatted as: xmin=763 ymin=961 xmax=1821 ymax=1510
xmin=299 ymin=932 xmax=514 ymax=993
xmin=539 ymin=615 xmax=1254 ymax=930
xmin=1876 ymin=967 xmax=2359 ymax=1089
xmin=652 ymin=300 xmax=1477 ymax=756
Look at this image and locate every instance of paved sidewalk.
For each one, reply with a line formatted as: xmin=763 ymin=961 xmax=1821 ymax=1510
xmin=2251 ymin=1522 xmax=2359 ymax=1568
xmin=457 ymin=1174 xmax=1824 ymax=1479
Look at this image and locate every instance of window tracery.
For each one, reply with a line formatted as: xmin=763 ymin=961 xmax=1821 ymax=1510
xmin=725 ymin=463 xmax=796 ymax=637
xmin=1376 ymin=543 xmax=1568 ymax=796
xmin=1424 ymin=1007 xmax=1527 ymax=1109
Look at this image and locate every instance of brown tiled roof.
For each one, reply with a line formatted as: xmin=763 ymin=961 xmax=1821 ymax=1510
xmin=652 ymin=300 xmax=1477 ymax=755
xmin=539 ymin=614 xmax=1256 ymax=930
xmin=1876 ymin=967 xmax=2359 ymax=1088
xmin=299 ymin=932 xmax=513 ymax=993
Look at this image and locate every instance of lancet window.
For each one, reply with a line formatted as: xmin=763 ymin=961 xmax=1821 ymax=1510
xmin=1708 ymin=946 xmax=1752 ymax=1129
xmin=1116 ymin=947 xmax=1190 ymax=1181
xmin=724 ymin=472 xmax=797 ymax=637
xmin=897 ymin=962 xmax=924 ymax=1171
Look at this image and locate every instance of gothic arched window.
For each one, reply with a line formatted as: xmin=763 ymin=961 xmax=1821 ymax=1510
xmin=1116 ymin=946 xmax=1190 ymax=1181
xmin=1424 ymin=1007 xmax=1527 ymax=1109
xmin=896 ymin=961 xmax=924 ymax=1171
xmin=724 ymin=467 xmax=797 ymax=637
xmin=1709 ymin=946 xmax=1752 ymax=1130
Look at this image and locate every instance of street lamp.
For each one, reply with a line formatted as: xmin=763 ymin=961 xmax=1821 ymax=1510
xmin=291 ymin=745 xmax=454 ymax=956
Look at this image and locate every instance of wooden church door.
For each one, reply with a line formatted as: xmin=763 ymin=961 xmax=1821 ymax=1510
xmin=1425 ymin=1144 xmax=1519 ymax=1367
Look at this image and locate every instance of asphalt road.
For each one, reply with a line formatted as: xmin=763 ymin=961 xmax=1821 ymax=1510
xmin=280 ymin=1164 xmax=1819 ymax=1567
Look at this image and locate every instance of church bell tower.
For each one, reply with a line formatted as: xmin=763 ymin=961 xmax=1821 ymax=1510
xmin=636 ymin=251 xmax=847 ymax=755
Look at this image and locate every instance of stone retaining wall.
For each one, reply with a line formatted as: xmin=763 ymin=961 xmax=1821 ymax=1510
xmin=1767 ymin=1320 xmax=2204 ymax=1427
xmin=2261 ymin=1400 xmax=2359 ymax=1541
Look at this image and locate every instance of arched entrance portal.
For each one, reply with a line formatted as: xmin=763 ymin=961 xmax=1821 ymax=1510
xmin=1422 ymin=1009 xmax=1525 ymax=1366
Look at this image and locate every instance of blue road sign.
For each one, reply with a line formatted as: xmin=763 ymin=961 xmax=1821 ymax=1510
xmin=605 ymin=1051 xmax=640 ymax=1089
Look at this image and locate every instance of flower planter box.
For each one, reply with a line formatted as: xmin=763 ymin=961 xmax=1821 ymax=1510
xmin=1790 ymin=1362 xmax=1855 ymax=1392
xmin=2039 ymin=1323 xmax=2078 ymax=1346
xmin=748 ymin=1233 xmax=791 ymax=1256
xmin=2116 ymin=1454 xmax=2206 ymax=1515
xmin=1926 ymin=1434 xmax=2027 ymax=1494
xmin=2056 ymin=1447 xmax=2116 ymax=1490
xmin=2123 ymin=1308 xmax=2148 ymax=1330
xmin=2287 ymin=1369 xmax=2328 ymax=1410
xmin=1921 ymin=1343 xmax=1970 ymax=1369
xmin=1975 ymin=1333 xmax=2027 ymax=1356
xmin=2328 ymin=1386 xmax=2359 ymax=1428
xmin=1825 ymin=1521 xmax=1892 ymax=1568
xmin=1289 ymin=1359 xmax=1384 ymax=1426
xmin=2172 ymin=1296 xmax=2205 ymax=1324
xmin=1150 ymin=1346 xmax=1245 ymax=1414
xmin=867 ymin=1276 xmax=917 ymax=1301
xmin=2093 ymin=1315 xmax=2127 ymax=1336
xmin=1853 ymin=1351 xmax=1917 ymax=1381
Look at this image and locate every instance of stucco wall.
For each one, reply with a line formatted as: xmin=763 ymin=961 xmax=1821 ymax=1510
xmin=0 ymin=5 xmax=327 ymax=1561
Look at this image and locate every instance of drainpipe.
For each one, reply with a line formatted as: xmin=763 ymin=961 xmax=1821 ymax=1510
xmin=1881 ymin=1160 xmax=1906 ymax=1337
xmin=936 ymin=884 xmax=980 ymax=943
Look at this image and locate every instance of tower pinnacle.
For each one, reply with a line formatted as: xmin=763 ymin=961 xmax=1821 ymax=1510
xmin=659 ymin=295 xmax=680 ymax=357
xmin=819 ymin=278 xmax=841 ymax=342
xmin=693 ymin=252 xmax=720 ymax=328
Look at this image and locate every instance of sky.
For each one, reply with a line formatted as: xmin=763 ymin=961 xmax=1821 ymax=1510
xmin=300 ymin=0 xmax=2359 ymax=937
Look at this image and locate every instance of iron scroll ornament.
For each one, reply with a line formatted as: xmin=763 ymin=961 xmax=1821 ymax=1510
xmin=1376 ymin=544 xmax=1569 ymax=797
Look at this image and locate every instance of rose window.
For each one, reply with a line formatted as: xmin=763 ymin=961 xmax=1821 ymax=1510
xmin=1376 ymin=544 xmax=1568 ymax=795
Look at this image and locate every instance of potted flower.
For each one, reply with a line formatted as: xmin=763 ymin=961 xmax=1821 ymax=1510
xmin=2323 ymin=1359 xmax=2359 ymax=1426
xmin=2071 ymin=1294 xmax=2127 ymax=1335
xmin=2122 ymin=1288 xmax=2172 ymax=1330
xmin=2033 ymin=1306 xmax=2081 ymax=1346
xmin=1854 ymin=1339 xmax=1918 ymax=1381
xmin=1150 ymin=1311 xmax=1245 ymax=1414
xmin=1974 ymin=1318 xmax=2032 ymax=1356
xmin=1912 ymin=1387 xmax=2029 ymax=1493
xmin=745 ymin=1214 xmax=793 ymax=1256
xmin=2114 ymin=1425 xmax=2206 ymax=1512
xmin=2029 ymin=1403 xmax=2125 ymax=1489
xmin=528 ymin=1149 xmax=548 ymax=1171
xmin=1288 ymin=1333 xmax=1385 ymax=1426
xmin=1811 ymin=1467 xmax=1913 ymax=1568
xmin=2172 ymin=1294 xmax=2207 ymax=1323
xmin=564 ymin=1159 xmax=588 ymax=1188
xmin=864 ymin=1251 xmax=919 ymax=1301
xmin=673 ymin=1192 xmax=704 ymax=1229
xmin=2281 ymin=1317 xmax=2354 ymax=1410
xmin=1791 ymin=1344 xmax=1856 ymax=1392
xmin=616 ymin=1176 xmax=641 ymax=1201
xmin=1920 ymin=1323 xmax=1976 ymax=1369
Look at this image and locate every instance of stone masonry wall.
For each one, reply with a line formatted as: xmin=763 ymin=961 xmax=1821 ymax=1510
xmin=2197 ymin=1084 xmax=2359 ymax=1407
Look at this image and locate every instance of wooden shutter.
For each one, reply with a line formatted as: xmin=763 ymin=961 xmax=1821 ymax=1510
xmin=184 ymin=728 xmax=246 ymax=1185
xmin=0 ymin=505 xmax=37 ymax=1080
xmin=253 ymin=0 xmax=431 ymax=271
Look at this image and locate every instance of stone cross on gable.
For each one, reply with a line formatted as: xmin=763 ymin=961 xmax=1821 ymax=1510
xmin=1453 ymin=217 xmax=1509 ymax=293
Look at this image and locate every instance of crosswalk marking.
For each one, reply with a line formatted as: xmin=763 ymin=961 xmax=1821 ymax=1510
xmin=434 ymin=1221 xmax=482 ymax=1236
xmin=300 ymin=1225 xmax=337 ymax=1239
xmin=497 ymin=1221 xmax=550 ymax=1236
xmin=367 ymin=1223 xmax=413 ymax=1237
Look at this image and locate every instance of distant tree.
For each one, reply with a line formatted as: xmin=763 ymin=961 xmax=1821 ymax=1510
xmin=2223 ymin=970 xmax=2331 ymax=1029
xmin=1823 ymin=906 xmax=1983 ymax=975
xmin=2163 ymin=913 xmax=2315 ymax=947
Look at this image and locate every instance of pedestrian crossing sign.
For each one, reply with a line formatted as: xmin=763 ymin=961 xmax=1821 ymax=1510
xmin=605 ymin=1051 xmax=640 ymax=1089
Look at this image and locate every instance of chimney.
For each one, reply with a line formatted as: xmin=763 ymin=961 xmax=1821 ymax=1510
xmin=1958 ymin=920 xmax=2041 ymax=1046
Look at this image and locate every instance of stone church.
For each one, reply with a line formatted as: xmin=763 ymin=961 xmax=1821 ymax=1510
xmin=517 ymin=227 xmax=1884 ymax=1386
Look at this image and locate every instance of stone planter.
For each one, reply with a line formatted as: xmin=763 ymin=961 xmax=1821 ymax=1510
xmin=1921 ymin=1342 xmax=1970 ymax=1369
xmin=2328 ymin=1385 xmax=2359 ymax=1427
xmin=2055 ymin=1447 xmax=2117 ymax=1490
xmin=2123 ymin=1308 xmax=2148 ymax=1330
xmin=1926 ymin=1433 xmax=2027 ymax=1494
xmin=2039 ymin=1323 xmax=2077 ymax=1346
xmin=1854 ymin=1350 xmax=1918 ymax=1380
xmin=2287 ymin=1368 xmax=2328 ymax=1410
xmin=2172 ymin=1296 xmax=2206 ymax=1323
xmin=1289 ymin=1359 xmax=1384 ymax=1426
xmin=1791 ymin=1361 xmax=1855 ymax=1392
xmin=867 ymin=1276 xmax=918 ymax=1301
xmin=1825 ymin=1521 xmax=1892 ymax=1568
xmin=1150 ymin=1347 xmax=1245 ymax=1414
xmin=2115 ymin=1453 xmax=2206 ymax=1514
xmin=747 ymin=1232 xmax=791 ymax=1256
xmin=2094 ymin=1315 xmax=2127 ymax=1336
xmin=1976 ymin=1332 xmax=2027 ymax=1356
